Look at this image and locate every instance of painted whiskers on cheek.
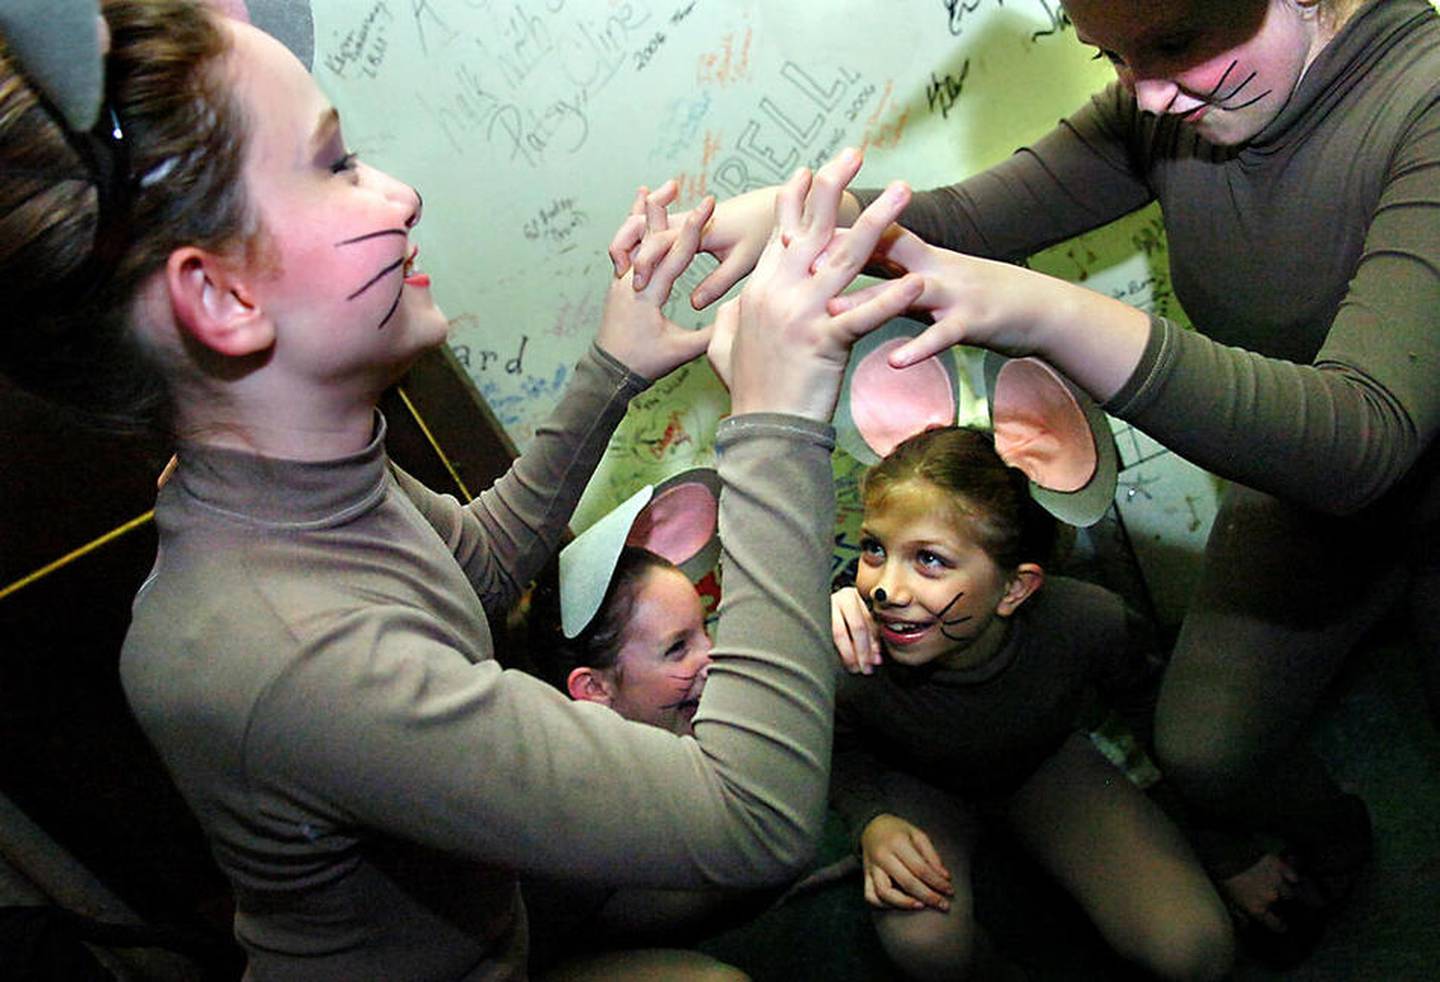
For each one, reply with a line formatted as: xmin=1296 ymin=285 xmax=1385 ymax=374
xmin=660 ymin=667 xmax=706 ymax=709
xmin=936 ymin=589 xmax=978 ymax=643
xmin=1175 ymin=58 xmax=1271 ymax=118
xmin=334 ymin=227 xmax=409 ymax=330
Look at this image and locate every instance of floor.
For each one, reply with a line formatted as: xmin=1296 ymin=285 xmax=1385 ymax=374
xmin=697 ymin=622 xmax=1440 ymax=980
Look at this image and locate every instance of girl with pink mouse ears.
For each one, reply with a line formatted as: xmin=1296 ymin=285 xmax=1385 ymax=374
xmin=827 ymin=343 xmax=1232 ymax=980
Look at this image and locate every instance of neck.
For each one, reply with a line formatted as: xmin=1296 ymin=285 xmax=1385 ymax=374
xmin=176 ymin=376 xmax=383 ymax=460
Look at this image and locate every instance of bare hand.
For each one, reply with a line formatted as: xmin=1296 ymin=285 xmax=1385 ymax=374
xmin=719 ymin=148 xmax=923 ymax=421
xmin=832 ymin=586 xmax=881 ymax=674
xmin=597 ymin=189 xmax=716 ymax=380
xmin=825 ymin=225 xmax=1149 ymax=401
xmin=860 ymin=814 xmax=953 ymax=911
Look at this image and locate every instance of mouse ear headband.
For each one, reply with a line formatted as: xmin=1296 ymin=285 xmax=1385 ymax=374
xmin=833 ymin=317 xmax=1117 ymax=526
xmin=559 ymin=467 xmax=721 ymax=638
xmin=981 ymin=349 xmax=1117 ymax=527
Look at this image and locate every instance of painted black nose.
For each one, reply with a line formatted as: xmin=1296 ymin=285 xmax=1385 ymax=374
xmin=872 ymin=587 xmax=888 ymax=604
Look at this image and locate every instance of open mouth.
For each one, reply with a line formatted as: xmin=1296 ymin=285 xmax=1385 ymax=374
xmin=877 ymin=617 xmax=931 ymax=646
xmin=403 ymin=245 xmax=429 ymax=287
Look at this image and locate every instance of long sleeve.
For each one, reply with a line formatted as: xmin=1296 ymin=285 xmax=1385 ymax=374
xmin=243 ymin=412 xmax=840 ymax=891
xmin=829 ymin=674 xmax=894 ymax=850
xmin=398 ymin=343 xmax=647 ymax=618
xmin=851 ymin=82 xmax=1156 ymax=262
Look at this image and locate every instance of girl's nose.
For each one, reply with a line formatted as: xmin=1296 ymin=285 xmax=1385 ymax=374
xmin=871 ymin=569 xmax=906 ymax=607
xmin=1132 ymin=77 xmax=1180 ymax=115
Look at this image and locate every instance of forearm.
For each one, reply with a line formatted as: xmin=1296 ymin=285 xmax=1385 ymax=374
xmin=461 ymin=344 xmax=646 ymax=606
xmin=1108 ymin=318 xmax=1427 ymax=514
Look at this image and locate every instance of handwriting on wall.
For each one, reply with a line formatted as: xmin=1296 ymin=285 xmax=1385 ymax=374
xmin=312 ymin=0 xmax=1194 ymax=575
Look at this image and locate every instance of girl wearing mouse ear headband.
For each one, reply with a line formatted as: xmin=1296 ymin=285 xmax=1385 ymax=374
xmin=827 ymin=328 xmax=1233 ymax=980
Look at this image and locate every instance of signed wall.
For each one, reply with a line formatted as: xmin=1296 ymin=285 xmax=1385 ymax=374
xmin=288 ymin=0 xmax=1213 ymax=623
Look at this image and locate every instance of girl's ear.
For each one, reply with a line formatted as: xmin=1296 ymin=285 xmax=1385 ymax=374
xmin=165 ymin=246 xmax=275 ymax=357
xmin=566 ymin=667 xmax=616 ymax=707
xmin=996 ymin=562 xmax=1044 ymax=617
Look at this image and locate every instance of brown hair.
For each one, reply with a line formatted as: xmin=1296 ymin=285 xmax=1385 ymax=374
xmin=0 ymin=0 xmax=255 ymax=435
xmin=861 ymin=426 xmax=1058 ymax=572
xmin=527 ymin=546 xmax=681 ymax=692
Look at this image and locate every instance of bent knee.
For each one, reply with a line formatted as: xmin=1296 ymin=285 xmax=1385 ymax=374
xmin=1153 ymin=727 xmax=1260 ymax=803
xmin=874 ymin=904 xmax=978 ymax=980
xmin=1118 ymin=906 xmax=1235 ymax=982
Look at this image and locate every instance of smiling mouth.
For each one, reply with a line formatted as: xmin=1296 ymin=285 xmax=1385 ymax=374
xmin=877 ymin=618 xmax=932 ymax=646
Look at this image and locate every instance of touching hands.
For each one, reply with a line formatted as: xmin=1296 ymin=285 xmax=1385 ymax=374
xmin=705 ymin=148 xmax=923 ymax=421
xmin=826 ymin=224 xmax=1150 ymax=402
xmin=596 ymin=181 xmax=716 ymax=380
xmin=860 ymin=814 xmax=954 ymax=912
xmin=832 ymin=586 xmax=882 ymax=675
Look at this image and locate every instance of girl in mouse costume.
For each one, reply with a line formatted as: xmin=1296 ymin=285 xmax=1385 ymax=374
xmin=828 ymin=334 xmax=1233 ymax=980
xmin=625 ymin=0 xmax=1435 ymax=957
xmin=0 ymin=2 xmax=925 ymax=977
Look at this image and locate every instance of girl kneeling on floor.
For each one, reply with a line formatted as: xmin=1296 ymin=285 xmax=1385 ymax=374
xmin=830 ymin=415 xmax=1233 ymax=981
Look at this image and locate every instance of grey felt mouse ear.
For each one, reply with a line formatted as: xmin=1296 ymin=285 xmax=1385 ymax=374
xmin=834 ymin=316 xmax=960 ymax=465
xmin=558 ymin=467 xmax=721 ymax=639
xmin=0 ymin=0 xmax=105 ymax=131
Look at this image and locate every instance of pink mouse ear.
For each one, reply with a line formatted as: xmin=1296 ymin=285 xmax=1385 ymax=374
xmin=626 ymin=481 xmax=717 ymax=565
xmin=991 ymin=358 xmax=1096 ymax=492
xmin=850 ymin=338 xmax=956 ymax=458
xmin=835 ymin=317 xmax=960 ymax=464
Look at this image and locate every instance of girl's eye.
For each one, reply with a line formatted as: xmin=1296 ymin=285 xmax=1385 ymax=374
xmin=330 ymin=151 xmax=360 ymax=174
xmin=664 ymin=639 xmax=688 ymax=659
xmin=916 ymin=549 xmax=950 ymax=571
xmin=859 ymin=537 xmax=885 ymax=562
xmin=1090 ymin=47 xmax=1123 ymax=66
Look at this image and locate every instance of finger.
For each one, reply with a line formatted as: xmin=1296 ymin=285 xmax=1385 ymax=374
xmin=641 ymin=196 xmax=715 ymax=301
xmin=629 ymin=184 xmax=649 ymax=216
xmin=830 ymin=592 xmax=866 ymax=674
xmin=868 ymin=867 xmax=922 ymax=911
xmin=884 ymin=851 xmax=951 ymax=910
xmin=811 ymin=181 xmax=911 ymax=294
xmin=888 ymin=313 xmax=967 ymax=368
xmin=830 ymin=273 xmax=925 ymax=348
xmin=826 ymin=279 xmax=891 ymax=315
xmin=767 ymin=166 xmax=811 ymax=254
xmin=910 ymin=828 xmax=952 ymax=884
xmin=754 ymin=167 xmax=810 ymax=284
xmin=631 ymin=227 xmax=681 ymax=292
xmin=706 ymin=300 xmax=738 ymax=391
xmin=796 ymin=146 xmax=863 ymax=251
xmin=645 ymin=179 xmax=676 ymax=232
xmin=691 ymin=253 xmax=746 ymax=310
xmin=608 ymin=213 xmax=648 ymax=277
xmin=648 ymin=178 xmax=679 ymax=212
xmin=657 ymin=320 xmax=713 ymax=371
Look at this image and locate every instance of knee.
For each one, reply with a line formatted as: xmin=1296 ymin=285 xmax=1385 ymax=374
xmin=1118 ymin=902 xmax=1236 ymax=982
xmin=1153 ymin=724 xmax=1255 ymax=805
xmin=874 ymin=903 xmax=978 ymax=981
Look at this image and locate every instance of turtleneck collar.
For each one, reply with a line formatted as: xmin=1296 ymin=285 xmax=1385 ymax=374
xmin=165 ymin=412 xmax=391 ymax=530
xmin=1249 ymin=0 xmax=1430 ymax=150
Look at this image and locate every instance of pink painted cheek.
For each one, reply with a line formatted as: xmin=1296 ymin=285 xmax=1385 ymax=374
xmin=1177 ymin=51 xmax=1251 ymax=99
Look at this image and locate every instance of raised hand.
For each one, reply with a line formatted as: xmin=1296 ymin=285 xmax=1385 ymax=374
xmin=832 ymin=586 xmax=882 ymax=675
xmin=596 ymin=186 xmax=716 ymax=380
xmin=716 ymin=148 xmax=923 ymax=421
xmin=826 ymin=224 xmax=1150 ymax=403
xmin=860 ymin=814 xmax=954 ymax=912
